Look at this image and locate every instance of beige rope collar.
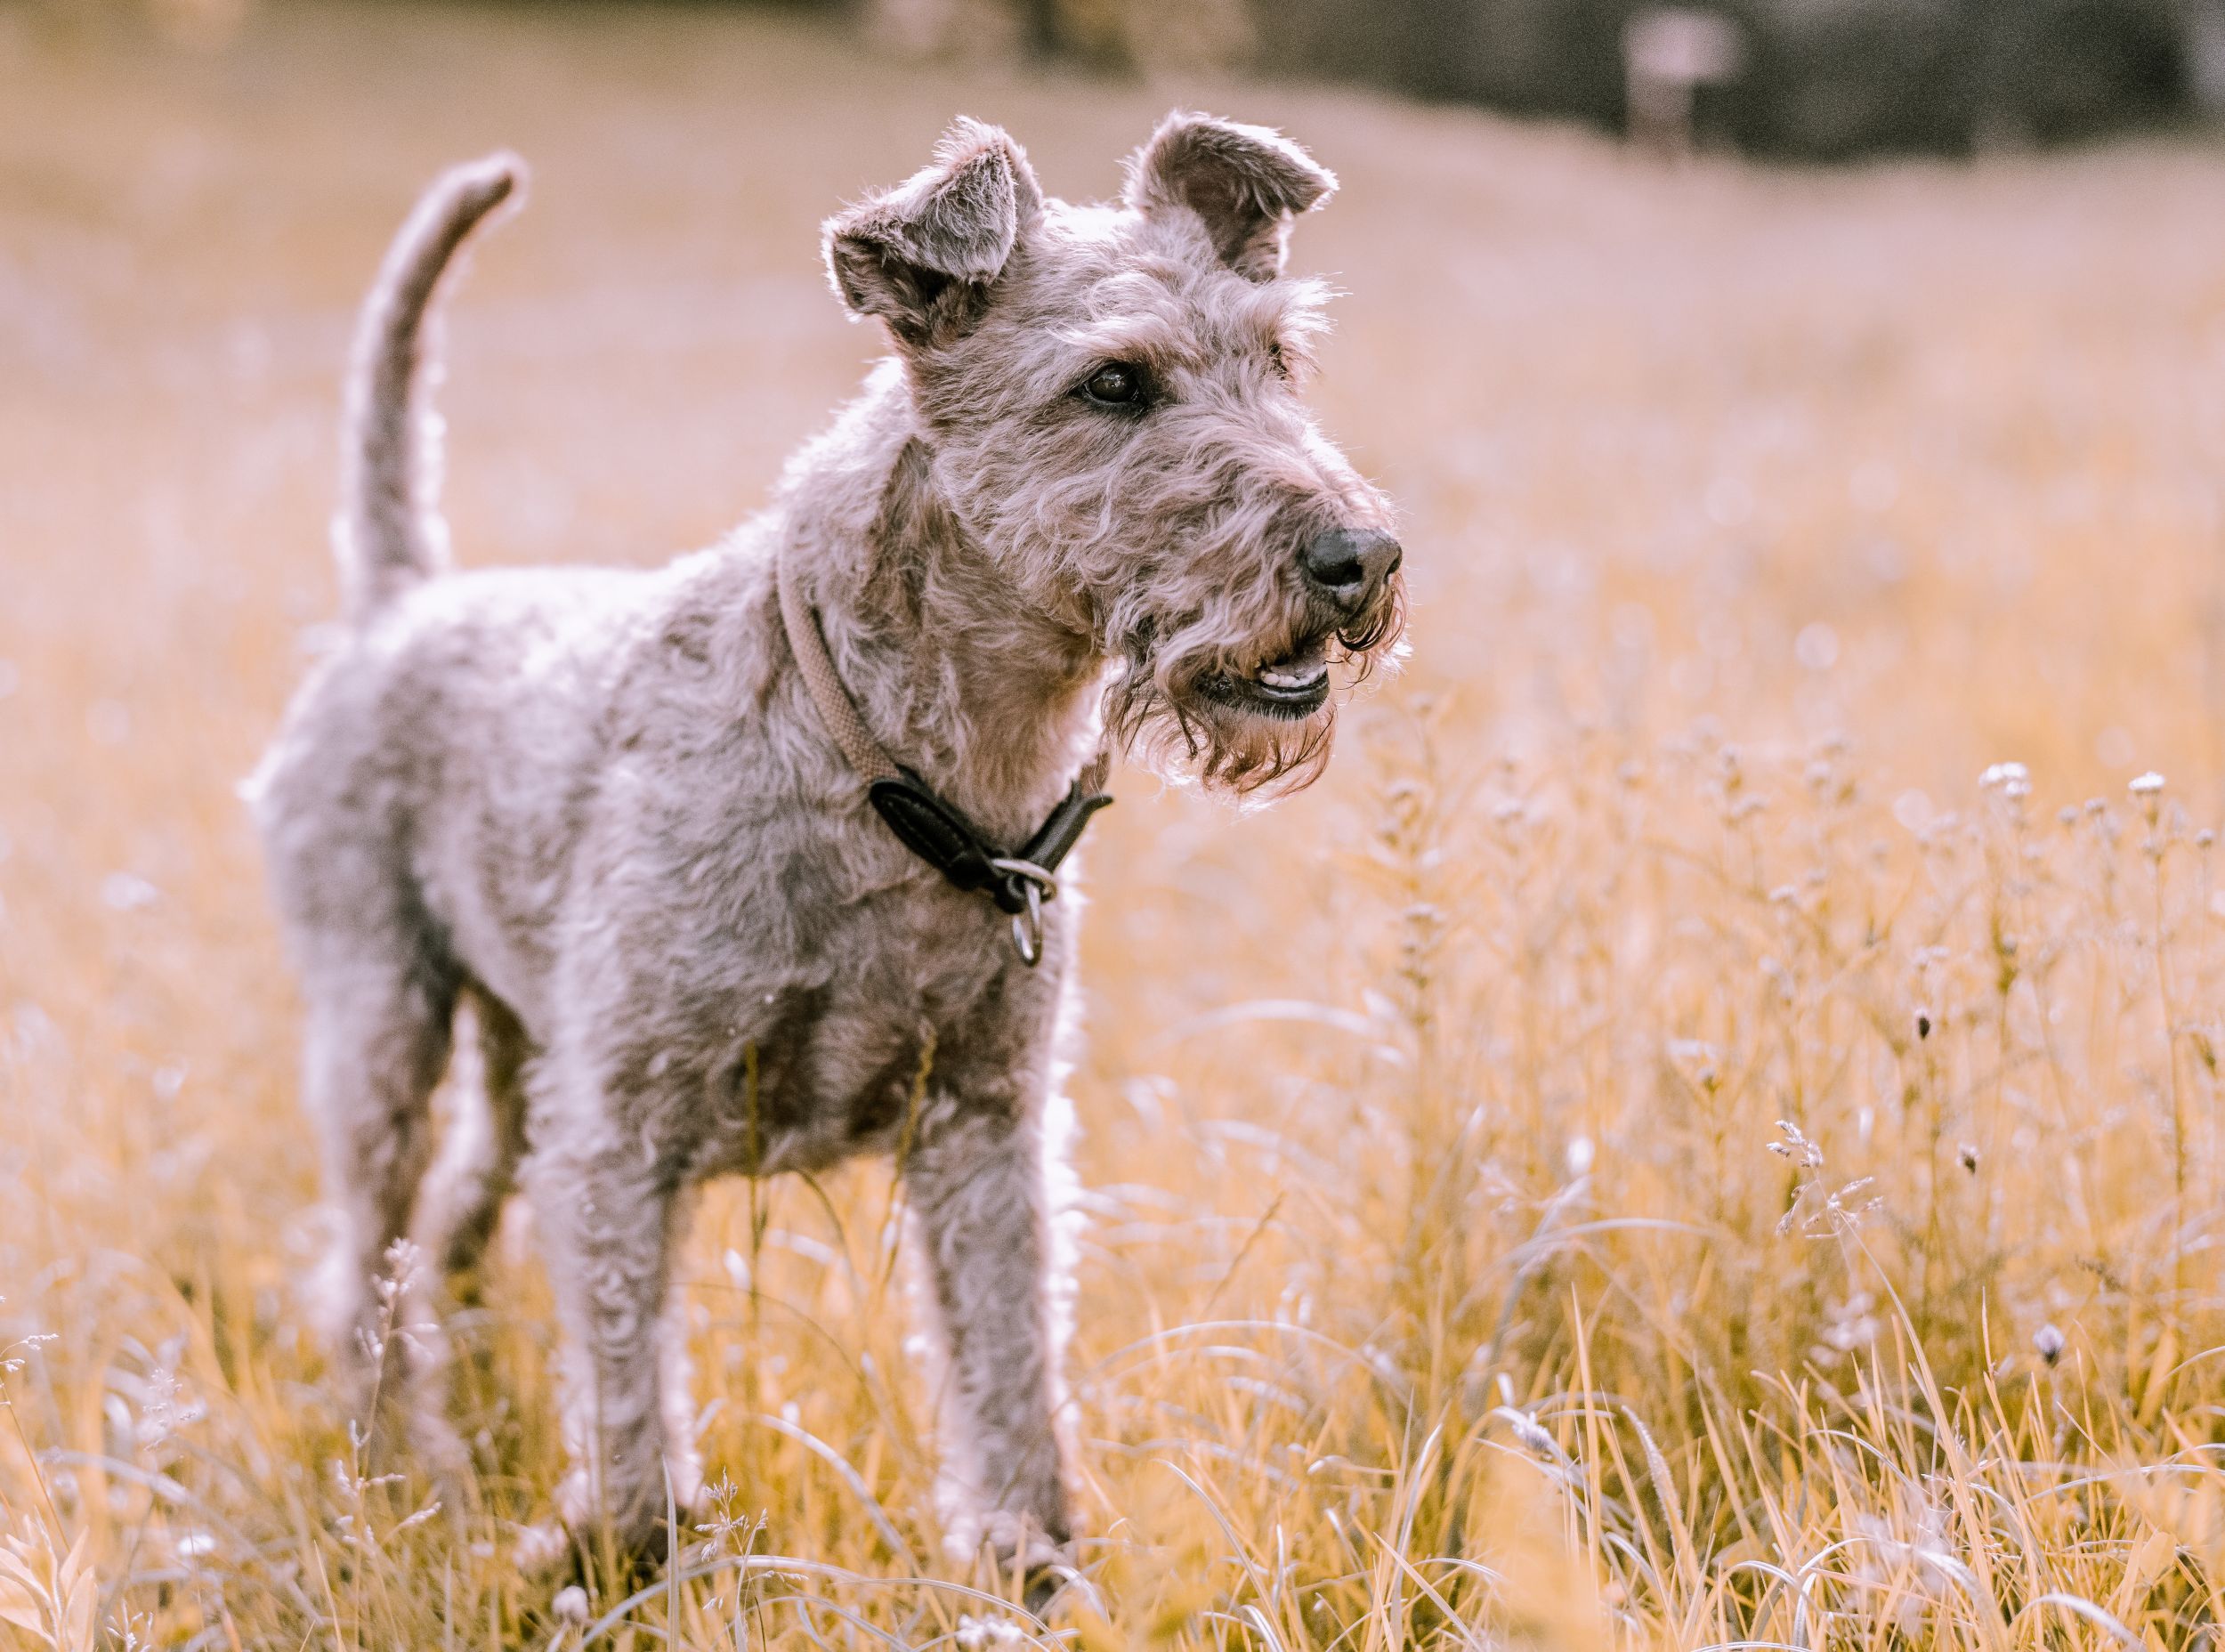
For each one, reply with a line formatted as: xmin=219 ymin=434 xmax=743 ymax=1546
xmin=776 ymin=538 xmax=902 ymax=788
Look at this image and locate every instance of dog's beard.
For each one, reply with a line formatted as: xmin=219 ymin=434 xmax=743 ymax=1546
xmin=1104 ymin=579 xmax=1405 ymax=800
xmin=1107 ymin=664 xmax=1337 ymax=798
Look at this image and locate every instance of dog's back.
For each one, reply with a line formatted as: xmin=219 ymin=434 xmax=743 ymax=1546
xmin=252 ymin=563 xmax=652 ymax=1019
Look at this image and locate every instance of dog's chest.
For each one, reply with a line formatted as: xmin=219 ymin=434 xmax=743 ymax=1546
xmin=679 ymin=894 xmax=1055 ymax=1180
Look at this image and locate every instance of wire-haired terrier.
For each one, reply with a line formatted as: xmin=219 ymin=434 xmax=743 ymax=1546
xmin=249 ymin=111 xmax=1404 ymax=1601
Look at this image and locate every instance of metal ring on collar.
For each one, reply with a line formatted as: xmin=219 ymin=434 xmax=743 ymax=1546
xmin=1010 ymin=882 xmax=1045 ymax=967
xmin=991 ymin=858 xmax=1056 ymax=966
xmin=988 ymin=856 xmax=1058 ymax=903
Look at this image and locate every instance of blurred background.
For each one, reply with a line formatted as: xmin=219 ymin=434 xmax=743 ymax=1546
xmin=28 ymin=0 xmax=2225 ymax=157
xmin=7 ymin=1 xmax=2225 ymax=1647
xmin=878 ymin=0 xmax=2225 ymax=158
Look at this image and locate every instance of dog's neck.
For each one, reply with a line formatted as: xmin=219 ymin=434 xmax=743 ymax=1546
xmin=776 ymin=362 xmax=1105 ymax=845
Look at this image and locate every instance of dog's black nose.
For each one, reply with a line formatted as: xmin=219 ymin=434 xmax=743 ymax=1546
xmin=1299 ymin=528 xmax=1402 ymax=607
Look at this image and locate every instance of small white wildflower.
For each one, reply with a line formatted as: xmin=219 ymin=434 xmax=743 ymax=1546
xmin=956 ymin=1614 xmax=1026 ymax=1648
xmin=1768 ymin=1120 xmax=1823 ymax=1169
xmin=101 ymin=871 xmax=160 ymax=911
xmin=2034 ymin=1324 xmax=2066 ymax=1365
xmin=1565 ymin=1135 xmax=1595 ymax=1177
xmin=1979 ymin=761 xmax=2029 ymax=790
xmin=1500 ymin=1407 xmax=1561 ymax=1459
xmin=551 ymin=1585 xmax=590 ymax=1624
xmin=1760 ymin=956 xmax=1796 ymax=1004
xmin=1794 ymin=621 xmax=1839 ymax=671
xmin=1823 ymin=1178 xmax=1883 ymax=1230
xmin=2130 ymin=772 xmax=2165 ymax=796
xmin=1816 ymin=1291 xmax=1881 ymax=1358
xmin=1667 ymin=1037 xmax=1720 ymax=1087
xmin=134 ymin=1361 xmax=205 ymax=1454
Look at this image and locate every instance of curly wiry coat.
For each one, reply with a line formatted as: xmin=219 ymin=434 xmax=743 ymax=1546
xmin=248 ymin=114 xmax=1404 ymax=1595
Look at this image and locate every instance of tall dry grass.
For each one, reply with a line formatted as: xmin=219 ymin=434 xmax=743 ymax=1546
xmin=4 ymin=5 xmax=2225 ymax=1647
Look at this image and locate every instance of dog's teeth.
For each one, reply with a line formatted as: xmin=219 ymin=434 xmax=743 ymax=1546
xmin=1257 ymin=661 xmax=1328 ymax=691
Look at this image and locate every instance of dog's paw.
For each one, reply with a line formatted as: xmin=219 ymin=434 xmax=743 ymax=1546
xmin=515 ymin=1497 xmax=687 ymax=1595
xmin=977 ymin=1516 xmax=1079 ymax=1616
xmin=1019 ymin=1547 xmax=1083 ymax=1617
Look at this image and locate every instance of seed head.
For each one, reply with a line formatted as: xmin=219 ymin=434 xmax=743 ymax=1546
xmin=2131 ymin=771 xmax=2164 ymax=828
xmin=1979 ymin=761 xmax=2031 ymax=801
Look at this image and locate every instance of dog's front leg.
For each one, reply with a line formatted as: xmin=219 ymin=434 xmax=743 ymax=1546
xmin=902 ymin=1108 xmax=1074 ymax=1599
xmin=520 ymin=1136 xmax=693 ymax=1572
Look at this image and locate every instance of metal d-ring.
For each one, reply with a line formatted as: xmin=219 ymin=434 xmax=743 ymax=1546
xmin=990 ymin=856 xmax=1057 ymax=967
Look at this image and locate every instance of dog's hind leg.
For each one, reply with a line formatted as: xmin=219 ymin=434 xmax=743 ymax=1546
xmin=415 ymin=987 xmax=533 ymax=1288
xmin=296 ymin=923 xmax=460 ymax=1428
xmin=401 ymin=988 xmax=534 ymax=1504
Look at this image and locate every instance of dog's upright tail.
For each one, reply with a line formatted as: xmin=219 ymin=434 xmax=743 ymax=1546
xmin=336 ymin=153 xmax=525 ymax=626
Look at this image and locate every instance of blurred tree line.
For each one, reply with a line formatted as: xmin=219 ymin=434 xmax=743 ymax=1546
xmin=871 ymin=0 xmax=2225 ymax=157
xmin=26 ymin=0 xmax=2223 ymax=157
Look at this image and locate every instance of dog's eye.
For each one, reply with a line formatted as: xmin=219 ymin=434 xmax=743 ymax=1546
xmin=1080 ymin=362 xmax=1145 ymax=409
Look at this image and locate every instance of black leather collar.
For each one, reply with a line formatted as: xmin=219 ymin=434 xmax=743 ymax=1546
xmin=868 ymin=766 xmax=1112 ymax=939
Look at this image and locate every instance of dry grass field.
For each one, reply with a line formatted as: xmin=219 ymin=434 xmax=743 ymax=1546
xmin=6 ymin=4 xmax=2225 ymax=1646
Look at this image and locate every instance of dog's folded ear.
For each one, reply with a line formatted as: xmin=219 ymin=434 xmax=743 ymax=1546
xmin=1124 ymin=112 xmax=1336 ymax=282
xmin=824 ymin=118 xmax=1042 ymax=348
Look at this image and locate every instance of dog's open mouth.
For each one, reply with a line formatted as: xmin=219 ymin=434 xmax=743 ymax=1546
xmin=1201 ymin=636 xmax=1332 ymax=718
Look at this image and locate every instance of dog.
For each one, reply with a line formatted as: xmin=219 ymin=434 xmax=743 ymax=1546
xmin=249 ymin=112 xmax=1404 ymax=1599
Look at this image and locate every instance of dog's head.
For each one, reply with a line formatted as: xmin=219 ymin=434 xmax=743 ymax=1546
xmin=825 ymin=113 xmax=1404 ymax=798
